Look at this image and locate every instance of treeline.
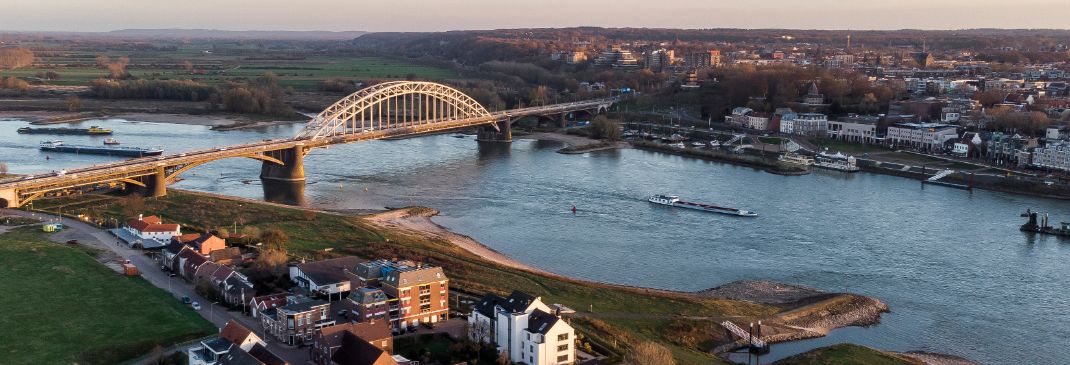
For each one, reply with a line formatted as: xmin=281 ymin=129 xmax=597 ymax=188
xmin=0 ymin=47 xmax=34 ymax=69
xmin=0 ymin=76 xmax=30 ymax=93
xmin=88 ymin=73 xmax=294 ymax=116
xmin=89 ymin=79 xmax=214 ymax=101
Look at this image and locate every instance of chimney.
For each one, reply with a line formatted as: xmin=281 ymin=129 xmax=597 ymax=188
xmin=138 ymin=214 xmax=143 ymax=221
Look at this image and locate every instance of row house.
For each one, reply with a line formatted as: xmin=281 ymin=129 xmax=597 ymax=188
xmin=350 ymin=260 xmax=449 ymax=330
xmin=1032 ymin=141 xmax=1070 ymax=172
xmin=187 ymin=320 xmax=286 ymax=365
xmin=469 ymin=291 xmax=575 ymax=365
xmin=827 ymin=115 xmax=881 ymax=144
xmin=792 ymin=113 xmax=828 ymax=136
xmin=260 ymin=297 xmax=335 ymax=346
xmin=331 ymin=331 xmax=413 ymax=365
xmin=173 ymin=232 xmax=227 ymax=255
xmin=886 ymin=122 xmax=959 ymax=151
xmin=310 ymin=320 xmax=392 ymax=365
xmin=250 ymin=293 xmax=289 ymax=319
xmin=986 ymin=132 xmax=1037 ymax=167
xmin=172 ymin=247 xmax=209 ymax=282
xmin=345 ymin=287 xmax=390 ymax=323
xmin=193 ymin=262 xmax=255 ymax=308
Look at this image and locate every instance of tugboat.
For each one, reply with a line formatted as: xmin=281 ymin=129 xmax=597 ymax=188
xmin=1020 ymin=209 xmax=1070 ymax=237
xmin=648 ymin=195 xmax=758 ymax=217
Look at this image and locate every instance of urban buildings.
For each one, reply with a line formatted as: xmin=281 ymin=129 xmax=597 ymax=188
xmin=1031 ymin=141 xmax=1070 ymax=172
xmin=827 ymin=115 xmax=881 ymax=144
xmin=469 ymin=291 xmax=576 ymax=365
xmin=290 ymin=256 xmax=365 ymax=301
xmin=350 ymin=260 xmax=449 ymax=329
xmin=260 ymin=297 xmax=335 ymax=345
xmin=686 ymin=50 xmax=720 ymax=68
xmin=885 ymin=122 xmax=959 ymax=151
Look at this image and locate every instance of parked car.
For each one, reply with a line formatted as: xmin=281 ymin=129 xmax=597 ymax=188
xmin=191 ymin=301 xmax=202 ymax=310
xmin=182 ymin=296 xmax=192 ymax=304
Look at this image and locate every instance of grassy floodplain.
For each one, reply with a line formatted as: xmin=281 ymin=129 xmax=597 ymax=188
xmin=0 ymin=225 xmax=215 ymax=365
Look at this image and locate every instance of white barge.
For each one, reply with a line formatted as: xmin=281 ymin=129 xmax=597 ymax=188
xmin=647 ymin=195 xmax=758 ymax=217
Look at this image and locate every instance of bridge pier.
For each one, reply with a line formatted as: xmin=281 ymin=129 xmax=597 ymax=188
xmin=260 ymin=144 xmax=306 ymax=181
xmin=476 ymin=119 xmax=512 ymax=142
xmin=558 ymin=113 xmax=568 ymax=128
xmin=135 ymin=166 xmax=168 ymax=198
xmin=0 ymin=188 xmax=17 ymax=208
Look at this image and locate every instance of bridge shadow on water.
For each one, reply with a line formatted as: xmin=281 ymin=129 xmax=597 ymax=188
xmin=261 ymin=179 xmax=307 ymax=206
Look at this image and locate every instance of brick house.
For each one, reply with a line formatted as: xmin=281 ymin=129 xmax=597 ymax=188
xmin=260 ymin=297 xmax=335 ymax=346
xmin=172 ymin=247 xmax=209 ymax=282
xmin=311 ymin=320 xmax=392 ymax=365
xmin=331 ymin=332 xmax=401 ymax=365
xmin=250 ymin=293 xmax=288 ymax=319
xmin=173 ymin=232 xmax=227 ymax=255
xmin=351 ymin=260 xmax=449 ymax=330
xmin=290 ymin=256 xmax=364 ymax=301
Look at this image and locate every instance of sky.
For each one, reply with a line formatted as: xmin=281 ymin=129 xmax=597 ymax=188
xmin=2 ymin=0 xmax=1069 ymax=32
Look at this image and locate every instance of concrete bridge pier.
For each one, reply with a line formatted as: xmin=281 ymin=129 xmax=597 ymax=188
xmin=0 ymin=188 xmax=17 ymax=208
xmin=260 ymin=144 xmax=306 ymax=181
xmin=476 ymin=119 xmax=512 ymax=142
xmin=136 ymin=166 xmax=168 ymax=198
xmin=558 ymin=113 xmax=569 ymax=128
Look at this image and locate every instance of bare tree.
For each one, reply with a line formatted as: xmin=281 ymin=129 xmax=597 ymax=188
xmin=65 ymin=95 xmax=82 ymax=112
xmin=182 ymin=60 xmax=194 ymax=71
xmin=95 ymin=54 xmax=110 ymax=68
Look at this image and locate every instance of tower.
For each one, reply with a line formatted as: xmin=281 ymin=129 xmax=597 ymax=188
xmin=847 ymin=34 xmax=851 ymax=50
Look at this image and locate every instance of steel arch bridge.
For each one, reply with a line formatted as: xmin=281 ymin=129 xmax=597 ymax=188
xmin=0 ymin=81 xmax=618 ymax=208
xmin=298 ymin=81 xmax=494 ymax=140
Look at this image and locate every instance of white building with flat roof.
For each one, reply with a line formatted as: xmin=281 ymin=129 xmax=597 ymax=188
xmin=828 ymin=115 xmax=880 ymax=144
xmin=886 ymin=123 xmax=958 ymax=151
xmin=1032 ymin=141 xmax=1070 ymax=172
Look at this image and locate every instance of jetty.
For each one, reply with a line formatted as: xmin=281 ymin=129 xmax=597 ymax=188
xmin=1020 ymin=209 xmax=1070 ymax=237
xmin=721 ymin=320 xmax=769 ymax=353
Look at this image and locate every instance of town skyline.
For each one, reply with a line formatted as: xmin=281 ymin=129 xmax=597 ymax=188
xmin=4 ymin=0 xmax=1070 ymax=33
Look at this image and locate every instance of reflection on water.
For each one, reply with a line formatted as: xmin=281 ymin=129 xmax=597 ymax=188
xmin=2 ymin=118 xmax=1069 ymax=364
xmin=262 ymin=179 xmax=306 ymax=206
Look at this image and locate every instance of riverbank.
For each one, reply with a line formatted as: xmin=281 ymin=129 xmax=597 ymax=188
xmin=632 ymin=140 xmax=809 ymax=175
xmin=522 ymin=132 xmax=627 ymax=154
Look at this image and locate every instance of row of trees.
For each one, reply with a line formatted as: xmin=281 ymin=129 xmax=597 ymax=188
xmin=0 ymin=47 xmax=34 ymax=69
xmin=89 ymin=78 xmax=215 ymax=101
xmin=219 ymin=73 xmax=293 ymax=116
xmin=87 ymin=73 xmax=295 ymax=117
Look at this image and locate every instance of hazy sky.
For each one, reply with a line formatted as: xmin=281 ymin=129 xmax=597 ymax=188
xmin=3 ymin=0 xmax=1069 ymax=32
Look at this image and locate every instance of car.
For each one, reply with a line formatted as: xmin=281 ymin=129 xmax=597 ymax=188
xmin=191 ymin=301 xmax=202 ymax=310
xmin=182 ymin=296 xmax=192 ymax=304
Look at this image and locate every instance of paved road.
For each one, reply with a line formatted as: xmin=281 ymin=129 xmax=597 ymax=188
xmin=1 ymin=209 xmax=312 ymax=364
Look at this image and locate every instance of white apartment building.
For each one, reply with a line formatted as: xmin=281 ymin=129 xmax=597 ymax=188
xmin=469 ymin=291 xmax=575 ymax=365
xmin=827 ymin=115 xmax=880 ymax=144
xmin=1032 ymin=141 xmax=1070 ymax=172
xmin=886 ymin=123 xmax=958 ymax=151
xmin=792 ymin=113 xmax=828 ymax=136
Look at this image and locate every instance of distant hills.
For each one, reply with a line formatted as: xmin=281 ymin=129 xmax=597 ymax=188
xmin=0 ymin=29 xmax=367 ymax=41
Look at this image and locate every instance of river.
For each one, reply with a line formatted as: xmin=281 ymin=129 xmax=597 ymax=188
xmin=2 ymin=118 xmax=1068 ymax=364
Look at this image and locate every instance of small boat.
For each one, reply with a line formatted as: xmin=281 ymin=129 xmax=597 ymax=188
xmin=18 ymin=126 xmax=112 ymax=135
xmin=648 ymin=194 xmax=757 ymax=217
xmin=691 ymin=141 xmax=706 ymax=148
xmin=103 ymin=138 xmax=120 ymax=145
xmin=779 ymin=153 xmax=814 ymax=166
xmin=668 ymin=142 xmax=686 ymax=148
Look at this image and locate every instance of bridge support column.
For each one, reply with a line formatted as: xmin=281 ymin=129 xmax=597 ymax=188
xmin=476 ymin=119 xmax=512 ymax=142
xmin=141 ymin=166 xmax=168 ymax=198
xmin=0 ymin=188 xmax=17 ymax=208
xmin=558 ymin=113 xmax=568 ymax=128
xmin=260 ymin=144 xmax=306 ymax=181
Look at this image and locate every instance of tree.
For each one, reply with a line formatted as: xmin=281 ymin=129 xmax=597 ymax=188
xmin=625 ymin=341 xmax=675 ymax=365
xmin=121 ymin=194 xmax=145 ymax=219
xmin=65 ymin=95 xmax=82 ymax=112
xmin=95 ymin=54 xmax=110 ymax=68
xmin=0 ymin=162 xmax=8 ymax=175
xmin=108 ymin=57 xmax=130 ymax=79
xmin=0 ymin=47 xmax=34 ymax=70
xmin=182 ymin=60 xmax=194 ymax=71
xmin=587 ymin=115 xmax=621 ymax=141
xmin=260 ymin=227 xmax=288 ymax=251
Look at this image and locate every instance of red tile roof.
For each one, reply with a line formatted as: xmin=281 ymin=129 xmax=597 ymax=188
xmin=220 ymin=320 xmax=257 ymax=346
xmin=128 ymin=215 xmax=180 ymax=233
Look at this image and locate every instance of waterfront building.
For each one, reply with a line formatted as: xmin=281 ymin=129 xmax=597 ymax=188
xmin=1031 ymin=141 xmax=1070 ymax=172
xmin=469 ymin=291 xmax=575 ymax=365
xmin=827 ymin=115 xmax=881 ymax=144
xmin=886 ymin=122 xmax=958 ymax=151
xmin=776 ymin=108 xmax=797 ymax=134
xmin=350 ymin=260 xmax=449 ymax=329
xmin=290 ymin=256 xmax=364 ymax=301
xmin=124 ymin=214 xmax=181 ymax=244
xmin=792 ymin=113 xmax=828 ymax=136
xmin=985 ymin=132 xmax=1037 ymax=167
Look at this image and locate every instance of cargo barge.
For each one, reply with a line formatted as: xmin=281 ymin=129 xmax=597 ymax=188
xmin=18 ymin=126 xmax=113 ymax=135
xmin=648 ymin=194 xmax=758 ymax=217
xmin=39 ymin=140 xmax=162 ymax=157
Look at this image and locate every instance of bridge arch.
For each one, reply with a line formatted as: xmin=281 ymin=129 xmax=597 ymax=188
xmin=296 ymin=81 xmax=491 ymax=140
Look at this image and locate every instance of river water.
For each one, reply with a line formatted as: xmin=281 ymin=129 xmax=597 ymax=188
xmin=2 ymin=118 xmax=1068 ymax=364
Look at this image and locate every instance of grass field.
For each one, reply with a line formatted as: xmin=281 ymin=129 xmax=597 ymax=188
xmin=28 ymin=191 xmax=775 ymax=365
xmin=813 ymin=139 xmax=891 ymax=154
xmin=3 ymin=54 xmax=458 ymax=91
xmin=0 ymin=226 xmax=216 ymax=365
xmin=772 ymin=343 xmax=918 ymax=365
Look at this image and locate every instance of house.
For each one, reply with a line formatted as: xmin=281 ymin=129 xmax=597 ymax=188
xmin=1031 ymin=141 xmax=1070 ymax=172
xmin=173 ymin=247 xmax=209 ymax=282
xmin=187 ymin=334 xmax=287 ymax=365
xmin=250 ymin=293 xmax=289 ymax=319
xmin=290 ymin=256 xmax=365 ymax=301
xmin=193 ymin=263 xmax=254 ymax=307
xmin=174 ymin=232 xmax=227 ymax=255
xmin=219 ymin=320 xmax=266 ymax=352
xmin=330 ymin=332 xmax=401 ymax=365
xmin=260 ymin=297 xmax=335 ymax=345
xmin=345 ymin=287 xmax=390 ymax=323
xmin=469 ymin=290 xmax=575 ymax=365
xmin=124 ymin=214 xmax=181 ymax=248
xmin=311 ymin=320 xmax=392 ymax=365
xmin=210 ymin=247 xmax=245 ymax=266
xmin=352 ymin=260 xmax=449 ymax=330
xmin=188 ymin=338 xmax=234 ymax=365
xmin=792 ymin=113 xmax=828 ymax=136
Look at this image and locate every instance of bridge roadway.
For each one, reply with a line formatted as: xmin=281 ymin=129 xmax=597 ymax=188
xmin=0 ymin=97 xmax=617 ymax=208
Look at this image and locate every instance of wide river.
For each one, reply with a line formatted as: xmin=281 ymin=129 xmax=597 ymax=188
xmin=3 ymin=118 xmax=1068 ymax=364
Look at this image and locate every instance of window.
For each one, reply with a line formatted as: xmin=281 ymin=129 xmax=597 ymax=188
xmin=558 ymin=354 xmax=569 ymax=362
xmin=558 ymin=344 xmax=569 ymax=352
xmin=557 ymin=333 xmax=569 ymax=341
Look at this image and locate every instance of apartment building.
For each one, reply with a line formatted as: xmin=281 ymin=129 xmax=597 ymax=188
xmin=469 ymin=291 xmax=575 ymax=365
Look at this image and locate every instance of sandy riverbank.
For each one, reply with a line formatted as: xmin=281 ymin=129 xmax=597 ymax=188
xmin=521 ymin=132 xmax=628 ymax=154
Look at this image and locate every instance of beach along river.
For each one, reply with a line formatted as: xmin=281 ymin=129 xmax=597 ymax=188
xmin=3 ymin=118 xmax=1069 ymax=364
